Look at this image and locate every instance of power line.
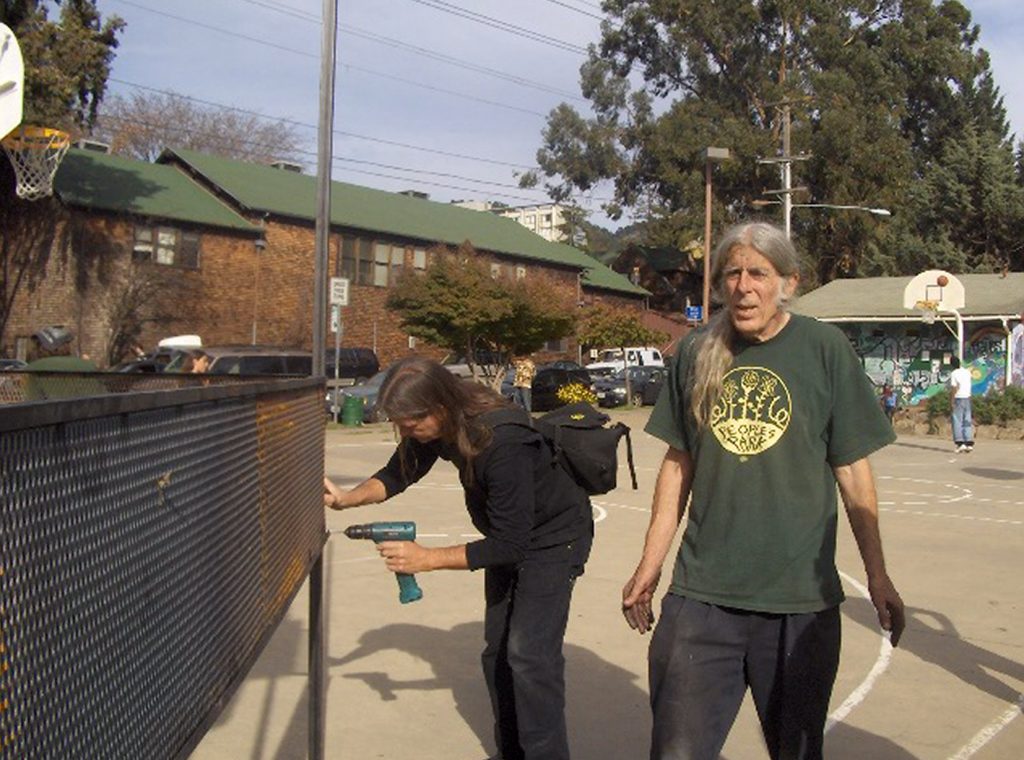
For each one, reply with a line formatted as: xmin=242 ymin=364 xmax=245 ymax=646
xmin=404 ymin=0 xmax=588 ymax=55
xmin=112 ymin=0 xmax=585 ymax=104
xmin=540 ymin=0 xmax=605 ymax=22
xmin=108 ymin=78 xmax=539 ymax=169
xmin=98 ymin=107 xmax=566 ymax=195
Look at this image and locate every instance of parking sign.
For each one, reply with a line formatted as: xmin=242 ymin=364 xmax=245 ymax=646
xmin=330 ymin=277 xmax=349 ymax=306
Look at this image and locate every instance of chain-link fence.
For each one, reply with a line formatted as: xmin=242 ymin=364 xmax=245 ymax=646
xmin=0 ymin=374 xmax=325 ymax=759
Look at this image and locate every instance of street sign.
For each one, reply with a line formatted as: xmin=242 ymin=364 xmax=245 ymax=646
xmin=330 ymin=304 xmax=341 ymax=334
xmin=685 ymin=306 xmax=703 ymax=321
xmin=329 ymin=277 xmax=349 ymax=306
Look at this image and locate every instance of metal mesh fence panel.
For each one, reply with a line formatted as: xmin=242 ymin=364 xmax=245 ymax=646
xmin=0 ymin=376 xmax=325 ymax=759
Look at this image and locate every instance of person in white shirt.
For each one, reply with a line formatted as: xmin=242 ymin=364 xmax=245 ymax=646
xmin=948 ymin=356 xmax=974 ymax=453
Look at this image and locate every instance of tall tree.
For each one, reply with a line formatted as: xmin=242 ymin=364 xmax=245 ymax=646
xmin=1 ymin=0 xmax=124 ymax=132
xmin=386 ymin=243 xmax=577 ymax=385
xmin=525 ymin=0 xmax=1021 ymax=283
xmin=94 ymin=91 xmax=305 ymax=164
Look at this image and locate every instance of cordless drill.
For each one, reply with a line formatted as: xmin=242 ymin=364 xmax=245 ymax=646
xmin=344 ymin=522 xmax=424 ymax=604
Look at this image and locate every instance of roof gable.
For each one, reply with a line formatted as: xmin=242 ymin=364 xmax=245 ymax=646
xmin=791 ymin=273 xmax=1024 ymax=320
xmin=53 ymin=149 xmax=259 ymax=233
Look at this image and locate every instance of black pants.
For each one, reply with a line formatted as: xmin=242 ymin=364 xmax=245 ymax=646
xmin=481 ymin=533 xmax=592 ymax=760
xmin=649 ymin=595 xmax=841 ymax=760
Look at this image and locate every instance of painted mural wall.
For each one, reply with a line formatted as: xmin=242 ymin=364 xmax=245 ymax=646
xmin=837 ymin=321 xmax=1015 ymax=407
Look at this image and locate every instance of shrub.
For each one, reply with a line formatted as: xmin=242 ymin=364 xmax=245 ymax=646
xmin=556 ymin=381 xmax=597 ymax=406
xmin=927 ymin=385 xmax=1024 ymax=427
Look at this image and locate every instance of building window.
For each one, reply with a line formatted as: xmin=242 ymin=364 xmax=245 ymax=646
xmin=413 ymin=248 xmax=427 ymax=272
xmin=374 ymin=242 xmax=390 ymax=287
xmin=391 ymin=246 xmax=405 ymax=282
xmin=545 ymin=338 xmax=568 ymax=352
xmin=339 ymin=235 xmax=357 ymax=281
xmin=515 ymin=265 xmax=526 ymax=280
xmin=133 ymin=225 xmax=200 ymax=270
xmin=490 ymin=263 xmax=502 ymax=279
xmin=525 ymin=215 xmax=536 ymax=227
xmin=358 ymin=239 xmax=373 ymax=283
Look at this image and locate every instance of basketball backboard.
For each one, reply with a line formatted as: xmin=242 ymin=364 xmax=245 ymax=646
xmin=902 ymin=269 xmax=965 ymax=313
xmin=0 ymin=23 xmax=24 ymax=139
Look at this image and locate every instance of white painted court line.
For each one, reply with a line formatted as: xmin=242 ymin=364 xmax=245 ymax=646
xmin=948 ymin=694 xmax=1023 ymax=760
xmin=879 ymin=508 xmax=1023 ymax=526
xmin=825 ymin=572 xmax=894 ymax=733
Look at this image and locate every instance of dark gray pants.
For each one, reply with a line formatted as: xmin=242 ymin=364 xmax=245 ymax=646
xmin=482 ymin=534 xmax=591 ymax=760
xmin=649 ymin=595 xmax=841 ymax=760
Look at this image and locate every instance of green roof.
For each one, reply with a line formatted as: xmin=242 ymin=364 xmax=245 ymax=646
xmin=791 ymin=273 xmax=1024 ymax=321
xmin=54 ymin=149 xmax=259 ymax=233
xmin=160 ymin=147 xmax=647 ymax=297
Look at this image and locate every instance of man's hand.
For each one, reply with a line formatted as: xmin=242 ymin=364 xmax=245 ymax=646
xmin=869 ymin=574 xmax=906 ymax=647
xmin=621 ymin=566 xmax=661 ymax=634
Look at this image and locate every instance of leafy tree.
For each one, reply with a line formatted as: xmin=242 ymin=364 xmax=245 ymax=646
xmin=386 ymin=242 xmax=577 ymax=386
xmin=1 ymin=1 xmax=125 ymax=132
xmin=94 ymin=91 xmax=305 ymax=164
xmin=526 ymin=0 xmax=1022 ymax=284
xmin=578 ymin=305 xmax=667 ymax=402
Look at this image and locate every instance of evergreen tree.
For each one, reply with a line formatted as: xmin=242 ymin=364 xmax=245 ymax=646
xmin=525 ymin=0 xmax=1022 ymax=282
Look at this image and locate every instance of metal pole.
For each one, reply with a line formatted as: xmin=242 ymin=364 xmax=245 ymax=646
xmin=310 ymin=1 xmax=337 ymax=758
xmin=703 ymin=158 xmax=712 ymax=324
xmin=782 ymin=104 xmax=792 ymax=239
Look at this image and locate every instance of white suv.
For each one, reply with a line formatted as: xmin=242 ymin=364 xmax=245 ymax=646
xmin=585 ymin=346 xmax=664 ymax=377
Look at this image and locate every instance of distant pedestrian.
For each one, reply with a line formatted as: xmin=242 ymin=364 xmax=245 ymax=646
xmin=949 ymin=357 xmax=974 ymax=453
xmin=881 ymin=383 xmax=897 ymax=425
xmin=512 ymin=355 xmax=536 ymax=413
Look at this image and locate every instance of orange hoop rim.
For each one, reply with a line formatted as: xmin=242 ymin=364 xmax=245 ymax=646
xmin=1 ymin=124 xmax=71 ymax=150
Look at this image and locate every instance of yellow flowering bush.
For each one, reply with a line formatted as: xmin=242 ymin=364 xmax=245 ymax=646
xmin=556 ymin=381 xmax=597 ymax=406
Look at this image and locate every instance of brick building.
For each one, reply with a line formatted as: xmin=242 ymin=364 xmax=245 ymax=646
xmin=1 ymin=147 xmax=648 ymax=367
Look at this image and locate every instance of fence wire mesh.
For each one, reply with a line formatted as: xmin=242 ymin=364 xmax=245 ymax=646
xmin=0 ymin=375 xmax=325 ymax=759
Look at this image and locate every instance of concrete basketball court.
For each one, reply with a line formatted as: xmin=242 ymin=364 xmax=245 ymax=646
xmin=191 ymin=408 xmax=1023 ymax=759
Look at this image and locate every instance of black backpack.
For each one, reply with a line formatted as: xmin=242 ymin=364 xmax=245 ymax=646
xmin=485 ymin=403 xmax=637 ymax=495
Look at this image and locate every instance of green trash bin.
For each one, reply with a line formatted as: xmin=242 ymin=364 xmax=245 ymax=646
xmin=341 ymin=395 xmax=364 ymax=426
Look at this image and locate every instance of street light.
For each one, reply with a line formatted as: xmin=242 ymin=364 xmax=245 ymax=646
xmin=752 ymin=200 xmax=892 ymax=217
xmin=702 ymin=147 xmax=730 ymax=323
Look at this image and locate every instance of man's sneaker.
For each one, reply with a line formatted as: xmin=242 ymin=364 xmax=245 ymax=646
xmin=956 ymin=444 xmax=967 ymax=453
xmin=965 ymin=444 xmax=974 ymax=453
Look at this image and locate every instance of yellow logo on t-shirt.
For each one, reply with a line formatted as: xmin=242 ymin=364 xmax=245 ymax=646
xmin=710 ymin=367 xmax=791 ymax=455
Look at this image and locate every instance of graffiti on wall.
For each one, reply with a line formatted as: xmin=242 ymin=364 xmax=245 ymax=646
xmin=840 ymin=322 xmax=1008 ymax=406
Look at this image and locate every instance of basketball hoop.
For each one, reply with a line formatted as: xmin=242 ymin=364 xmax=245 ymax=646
xmin=915 ymin=299 xmax=939 ymax=325
xmin=2 ymin=125 xmax=70 ymax=200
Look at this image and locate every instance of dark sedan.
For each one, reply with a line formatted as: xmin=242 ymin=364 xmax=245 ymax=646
xmin=594 ymin=365 xmax=666 ymax=408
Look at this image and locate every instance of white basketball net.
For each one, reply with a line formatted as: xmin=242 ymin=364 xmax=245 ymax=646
xmin=915 ymin=299 xmax=939 ymax=325
xmin=2 ymin=125 xmax=70 ymax=201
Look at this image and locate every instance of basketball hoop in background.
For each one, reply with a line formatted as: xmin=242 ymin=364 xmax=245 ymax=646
xmin=903 ymin=269 xmax=967 ymax=360
xmin=1 ymin=125 xmax=70 ymax=200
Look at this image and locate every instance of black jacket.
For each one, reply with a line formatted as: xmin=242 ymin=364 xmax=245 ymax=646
xmin=372 ymin=407 xmax=591 ymax=569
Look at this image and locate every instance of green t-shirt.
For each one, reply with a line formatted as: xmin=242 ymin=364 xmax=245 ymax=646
xmin=645 ymin=314 xmax=895 ymax=613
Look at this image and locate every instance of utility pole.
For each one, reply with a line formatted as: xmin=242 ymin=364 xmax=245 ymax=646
xmin=757 ymin=102 xmax=808 ymax=239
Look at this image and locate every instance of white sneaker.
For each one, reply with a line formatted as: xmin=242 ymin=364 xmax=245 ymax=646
xmin=956 ymin=444 xmax=967 ymax=453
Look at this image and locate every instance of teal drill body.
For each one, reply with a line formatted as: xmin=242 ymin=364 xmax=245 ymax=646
xmin=344 ymin=522 xmax=424 ymax=604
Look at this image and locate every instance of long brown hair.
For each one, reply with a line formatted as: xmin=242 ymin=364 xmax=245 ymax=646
xmin=691 ymin=222 xmax=800 ymax=428
xmin=377 ymin=355 xmax=511 ymax=471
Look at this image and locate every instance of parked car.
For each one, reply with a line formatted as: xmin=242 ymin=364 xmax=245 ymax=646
xmin=594 ymin=365 xmax=666 ymax=408
xmin=165 ymin=346 xmax=312 ymax=375
xmin=501 ymin=364 xmax=592 ymax=412
xmin=327 ymin=370 xmax=389 ymax=422
xmin=0 ymin=359 xmax=27 ymax=371
xmin=324 ymin=347 xmax=379 ymax=385
xmin=585 ymin=346 xmax=665 ymax=376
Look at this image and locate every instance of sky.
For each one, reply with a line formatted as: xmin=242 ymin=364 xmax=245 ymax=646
xmin=91 ymin=0 xmax=1024 ymax=230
